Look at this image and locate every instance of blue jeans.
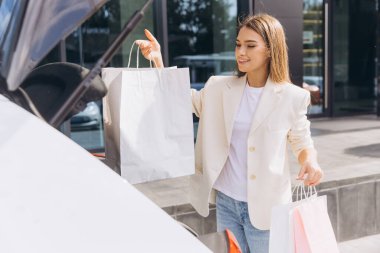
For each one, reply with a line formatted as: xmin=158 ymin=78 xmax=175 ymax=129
xmin=216 ymin=191 xmax=270 ymax=253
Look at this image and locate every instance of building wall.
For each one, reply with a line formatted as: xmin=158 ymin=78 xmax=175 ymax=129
xmin=377 ymin=0 xmax=380 ymax=116
xmin=254 ymin=0 xmax=304 ymax=86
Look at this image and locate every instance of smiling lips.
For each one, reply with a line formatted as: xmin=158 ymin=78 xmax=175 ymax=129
xmin=237 ymin=59 xmax=250 ymax=65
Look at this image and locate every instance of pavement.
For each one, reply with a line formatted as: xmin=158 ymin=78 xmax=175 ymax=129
xmin=305 ymin=115 xmax=380 ymax=184
xmin=133 ymin=114 xmax=380 ymax=252
xmin=338 ymin=233 xmax=380 ymax=253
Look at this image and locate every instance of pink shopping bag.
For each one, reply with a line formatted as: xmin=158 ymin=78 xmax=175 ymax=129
xmin=293 ymin=195 xmax=339 ymax=253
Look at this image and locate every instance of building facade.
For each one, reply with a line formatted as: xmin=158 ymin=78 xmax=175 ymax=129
xmin=42 ymin=0 xmax=379 ymax=151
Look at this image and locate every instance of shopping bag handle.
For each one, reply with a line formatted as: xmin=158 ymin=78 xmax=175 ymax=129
xmin=291 ymin=182 xmax=317 ymax=202
xmin=127 ymin=41 xmax=157 ymax=68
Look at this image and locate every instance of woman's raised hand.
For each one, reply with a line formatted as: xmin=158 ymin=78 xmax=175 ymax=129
xmin=135 ymin=29 xmax=164 ymax=68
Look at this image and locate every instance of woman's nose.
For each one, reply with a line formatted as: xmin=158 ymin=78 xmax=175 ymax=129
xmin=237 ymin=46 xmax=246 ymax=55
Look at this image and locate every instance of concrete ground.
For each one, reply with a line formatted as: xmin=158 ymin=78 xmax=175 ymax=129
xmin=135 ymin=115 xmax=380 ymax=207
xmin=305 ymin=115 xmax=380 ymax=184
xmin=134 ymin=115 xmax=380 ymax=252
xmin=338 ymin=233 xmax=380 ymax=253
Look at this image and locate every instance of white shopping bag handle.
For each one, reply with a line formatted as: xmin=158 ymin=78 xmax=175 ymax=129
xmin=292 ymin=183 xmax=317 ymax=202
xmin=127 ymin=41 xmax=166 ymax=90
xmin=128 ymin=41 xmax=157 ymax=68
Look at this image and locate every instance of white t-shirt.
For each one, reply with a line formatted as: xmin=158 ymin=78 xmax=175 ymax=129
xmin=213 ymin=83 xmax=264 ymax=202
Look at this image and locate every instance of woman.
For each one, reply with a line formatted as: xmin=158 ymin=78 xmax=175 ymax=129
xmin=137 ymin=14 xmax=323 ymax=253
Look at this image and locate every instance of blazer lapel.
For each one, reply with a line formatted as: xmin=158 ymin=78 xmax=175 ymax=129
xmin=222 ymin=76 xmax=246 ymax=145
xmin=248 ymin=78 xmax=284 ymax=137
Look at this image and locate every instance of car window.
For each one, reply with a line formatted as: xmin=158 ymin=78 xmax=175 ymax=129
xmin=0 ymin=0 xmax=17 ymax=46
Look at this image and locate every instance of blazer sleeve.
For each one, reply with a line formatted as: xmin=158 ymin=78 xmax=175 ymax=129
xmin=287 ymin=91 xmax=315 ymax=158
xmin=191 ymin=88 xmax=204 ymax=117
xmin=190 ymin=76 xmax=215 ymax=117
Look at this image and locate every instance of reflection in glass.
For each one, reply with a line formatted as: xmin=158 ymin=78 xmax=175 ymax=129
xmin=65 ymin=0 xmax=154 ymax=151
xmin=332 ymin=0 xmax=376 ymax=115
xmin=66 ymin=1 xmax=154 ymax=69
xmin=303 ymin=0 xmax=324 ymax=115
xmin=0 ymin=0 xmax=17 ymax=43
xmin=167 ymin=0 xmax=238 ymax=140
xmin=167 ymin=0 xmax=238 ymax=88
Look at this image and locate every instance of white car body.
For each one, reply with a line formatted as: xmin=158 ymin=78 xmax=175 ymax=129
xmin=0 ymin=94 xmax=211 ymax=253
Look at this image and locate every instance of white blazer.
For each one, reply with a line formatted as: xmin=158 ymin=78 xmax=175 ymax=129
xmin=189 ymin=75 xmax=314 ymax=230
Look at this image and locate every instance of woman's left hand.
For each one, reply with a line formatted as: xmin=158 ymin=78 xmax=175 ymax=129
xmin=297 ymin=161 xmax=323 ymax=186
xmin=135 ymin=29 xmax=164 ymax=68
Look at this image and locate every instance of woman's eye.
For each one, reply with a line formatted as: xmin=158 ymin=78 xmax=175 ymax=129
xmin=247 ymin=45 xmax=256 ymax=48
xmin=235 ymin=44 xmax=241 ymax=47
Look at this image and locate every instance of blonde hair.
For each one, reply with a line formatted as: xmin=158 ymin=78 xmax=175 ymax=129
xmin=236 ymin=14 xmax=291 ymax=83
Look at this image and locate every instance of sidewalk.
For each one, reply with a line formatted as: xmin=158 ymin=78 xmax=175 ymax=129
xmin=338 ymin=233 xmax=380 ymax=253
xmin=304 ymin=115 xmax=380 ymax=184
xmin=135 ymin=114 xmax=380 ymax=207
xmin=134 ymin=115 xmax=380 ymax=249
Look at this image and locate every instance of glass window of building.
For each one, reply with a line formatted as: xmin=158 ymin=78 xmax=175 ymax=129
xmin=65 ymin=1 xmax=154 ymax=152
xmin=332 ymin=0 xmax=376 ymax=116
xmin=167 ymin=0 xmax=242 ymax=138
xmin=303 ymin=0 xmax=324 ymax=115
xmin=36 ymin=0 xmax=251 ymax=150
xmin=167 ymin=0 xmax=239 ymax=88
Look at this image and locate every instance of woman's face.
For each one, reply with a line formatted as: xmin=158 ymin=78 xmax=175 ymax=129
xmin=235 ymin=26 xmax=270 ymax=74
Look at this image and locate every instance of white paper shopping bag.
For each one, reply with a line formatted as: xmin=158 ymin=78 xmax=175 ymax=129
xmin=102 ymin=67 xmax=174 ymax=171
xmin=269 ymin=184 xmax=323 ymax=253
xmin=269 ymin=200 xmax=299 ymax=253
xmin=102 ymin=68 xmax=123 ymax=172
xmin=102 ymin=67 xmax=195 ymax=184
xmin=269 ymin=203 xmax=292 ymax=253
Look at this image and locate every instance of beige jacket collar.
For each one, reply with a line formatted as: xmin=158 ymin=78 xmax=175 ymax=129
xmin=222 ymin=75 xmax=285 ymax=144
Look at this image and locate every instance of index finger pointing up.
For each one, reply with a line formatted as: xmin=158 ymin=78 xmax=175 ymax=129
xmin=144 ymin=29 xmax=158 ymax=43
